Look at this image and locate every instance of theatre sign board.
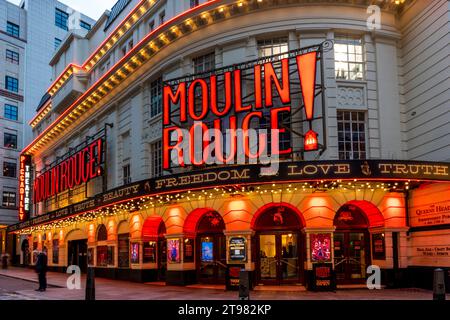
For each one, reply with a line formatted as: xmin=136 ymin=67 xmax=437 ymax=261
xmin=8 ymin=160 xmax=450 ymax=233
xmin=409 ymin=200 xmax=450 ymax=228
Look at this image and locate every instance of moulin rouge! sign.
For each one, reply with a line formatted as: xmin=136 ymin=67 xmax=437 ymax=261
xmin=162 ymin=46 xmax=323 ymax=170
xmin=32 ymin=138 xmax=104 ymax=205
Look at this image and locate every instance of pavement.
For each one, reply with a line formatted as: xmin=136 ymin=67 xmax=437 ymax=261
xmin=0 ymin=267 xmax=448 ymax=300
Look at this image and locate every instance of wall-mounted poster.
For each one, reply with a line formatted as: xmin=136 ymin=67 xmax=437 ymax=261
xmin=372 ymin=233 xmax=386 ymax=260
xmin=183 ymin=238 xmax=194 ymax=263
xmin=167 ymin=239 xmax=180 ymax=263
xmin=130 ymin=243 xmax=139 ymax=264
xmin=201 ymin=241 xmax=214 ymax=262
xmin=312 ymin=263 xmax=334 ymax=291
xmin=229 ymin=237 xmax=247 ymax=262
xmin=310 ymin=233 xmax=331 ymax=262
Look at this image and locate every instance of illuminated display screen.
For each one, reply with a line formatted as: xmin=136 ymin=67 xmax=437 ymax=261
xmin=201 ymin=241 xmax=213 ymax=262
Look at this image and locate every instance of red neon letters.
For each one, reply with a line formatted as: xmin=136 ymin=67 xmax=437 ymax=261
xmin=33 ymin=138 xmax=104 ymax=204
xmin=163 ymin=52 xmax=318 ymax=169
xmin=18 ymin=155 xmax=32 ymax=221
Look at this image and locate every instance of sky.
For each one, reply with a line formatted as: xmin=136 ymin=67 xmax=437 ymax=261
xmin=7 ymin=0 xmax=119 ymax=20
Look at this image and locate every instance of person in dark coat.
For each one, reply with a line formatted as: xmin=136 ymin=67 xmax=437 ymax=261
xmin=35 ymin=251 xmax=48 ymax=292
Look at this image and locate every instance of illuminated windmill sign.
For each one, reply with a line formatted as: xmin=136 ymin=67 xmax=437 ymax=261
xmin=162 ymin=41 xmax=329 ymax=171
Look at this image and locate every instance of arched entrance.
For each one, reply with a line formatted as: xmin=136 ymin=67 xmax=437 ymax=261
xmin=142 ymin=217 xmax=167 ymax=281
xmin=252 ymin=203 xmax=305 ymax=285
xmin=66 ymin=229 xmax=88 ymax=273
xmin=333 ymin=201 xmax=382 ymax=284
xmin=184 ymin=209 xmax=226 ymax=284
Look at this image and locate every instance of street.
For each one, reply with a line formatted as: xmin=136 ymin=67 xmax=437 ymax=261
xmin=0 ymin=269 xmax=448 ymax=300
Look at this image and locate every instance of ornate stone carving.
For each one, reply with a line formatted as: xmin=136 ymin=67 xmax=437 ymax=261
xmin=337 ymin=86 xmax=366 ymax=108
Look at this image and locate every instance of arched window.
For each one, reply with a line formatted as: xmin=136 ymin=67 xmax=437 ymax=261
xmin=96 ymin=224 xmax=108 ymax=267
xmin=97 ymin=224 xmax=107 ymax=241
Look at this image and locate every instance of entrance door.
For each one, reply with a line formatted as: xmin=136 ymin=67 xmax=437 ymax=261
xmin=157 ymin=238 xmax=167 ymax=281
xmin=197 ymin=234 xmax=226 ymax=284
xmin=259 ymin=233 xmax=300 ymax=285
xmin=334 ymin=232 xmax=369 ymax=284
xmin=68 ymin=240 xmax=88 ymax=273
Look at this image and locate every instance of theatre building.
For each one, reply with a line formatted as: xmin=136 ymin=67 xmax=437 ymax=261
xmin=8 ymin=0 xmax=450 ymax=291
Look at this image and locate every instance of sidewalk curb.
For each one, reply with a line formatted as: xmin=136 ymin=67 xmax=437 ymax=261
xmin=0 ymin=272 xmax=64 ymax=288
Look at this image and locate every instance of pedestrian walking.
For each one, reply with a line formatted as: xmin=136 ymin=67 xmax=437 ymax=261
xmin=35 ymin=250 xmax=48 ymax=292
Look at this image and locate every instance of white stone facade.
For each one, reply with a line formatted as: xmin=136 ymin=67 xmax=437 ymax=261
xmin=13 ymin=0 xmax=450 ymax=286
xmin=30 ymin=0 xmax=449 ymax=195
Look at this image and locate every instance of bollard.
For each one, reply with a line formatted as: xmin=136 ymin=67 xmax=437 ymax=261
xmin=85 ymin=267 xmax=95 ymax=301
xmin=1 ymin=255 xmax=8 ymax=269
xmin=238 ymin=270 xmax=250 ymax=300
xmin=433 ymin=268 xmax=446 ymax=301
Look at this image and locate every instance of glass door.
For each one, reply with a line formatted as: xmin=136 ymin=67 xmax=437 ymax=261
xmin=259 ymin=233 xmax=300 ymax=284
xmin=259 ymin=234 xmax=277 ymax=282
xmin=198 ymin=234 xmax=226 ymax=284
xmin=348 ymin=233 xmax=367 ymax=281
xmin=68 ymin=240 xmax=88 ymax=273
xmin=280 ymin=234 xmax=299 ymax=281
xmin=334 ymin=232 xmax=368 ymax=284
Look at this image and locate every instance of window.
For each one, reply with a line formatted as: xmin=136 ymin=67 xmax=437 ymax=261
xmin=193 ymin=52 xmax=215 ymax=74
xmin=97 ymin=246 xmax=108 ymax=267
xmin=151 ymin=140 xmax=162 ymax=177
xmin=257 ymin=37 xmax=289 ymax=58
xmin=55 ymin=8 xmax=69 ymax=30
xmin=54 ymin=38 xmax=62 ymax=50
xmin=149 ymin=20 xmax=155 ymax=32
xmin=100 ymin=59 xmax=111 ymax=77
xmin=3 ymin=162 xmax=16 ymax=178
xmin=4 ymin=132 xmax=17 ymax=149
xmin=121 ymin=39 xmax=134 ymax=57
xmin=97 ymin=224 xmax=107 ymax=241
xmin=6 ymin=22 xmax=19 ymax=37
xmin=190 ymin=0 xmax=199 ymax=8
xmin=4 ymin=104 xmax=18 ymax=121
xmin=6 ymin=50 xmax=19 ymax=64
xmin=2 ymin=191 xmax=16 ymax=207
xmin=334 ymin=36 xmax=364 ymax=80
xmin=80 ymin=20 xmax=91 ymax=31
xmin=159 ymin=11 xmax=165 ymax=25
xmin=337 ymin=111 xmax=367 ymax=160
xmin=123 ymin=164 xmax=131 ymax=185
xmin=150 ymin=77 xmax=162 ymax=117
xmin=5 ymin=76 xmax=19 ymax=92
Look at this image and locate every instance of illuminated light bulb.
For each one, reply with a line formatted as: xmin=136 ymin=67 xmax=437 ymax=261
xmin=304 ymin=130 xmax=319 ymax=151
